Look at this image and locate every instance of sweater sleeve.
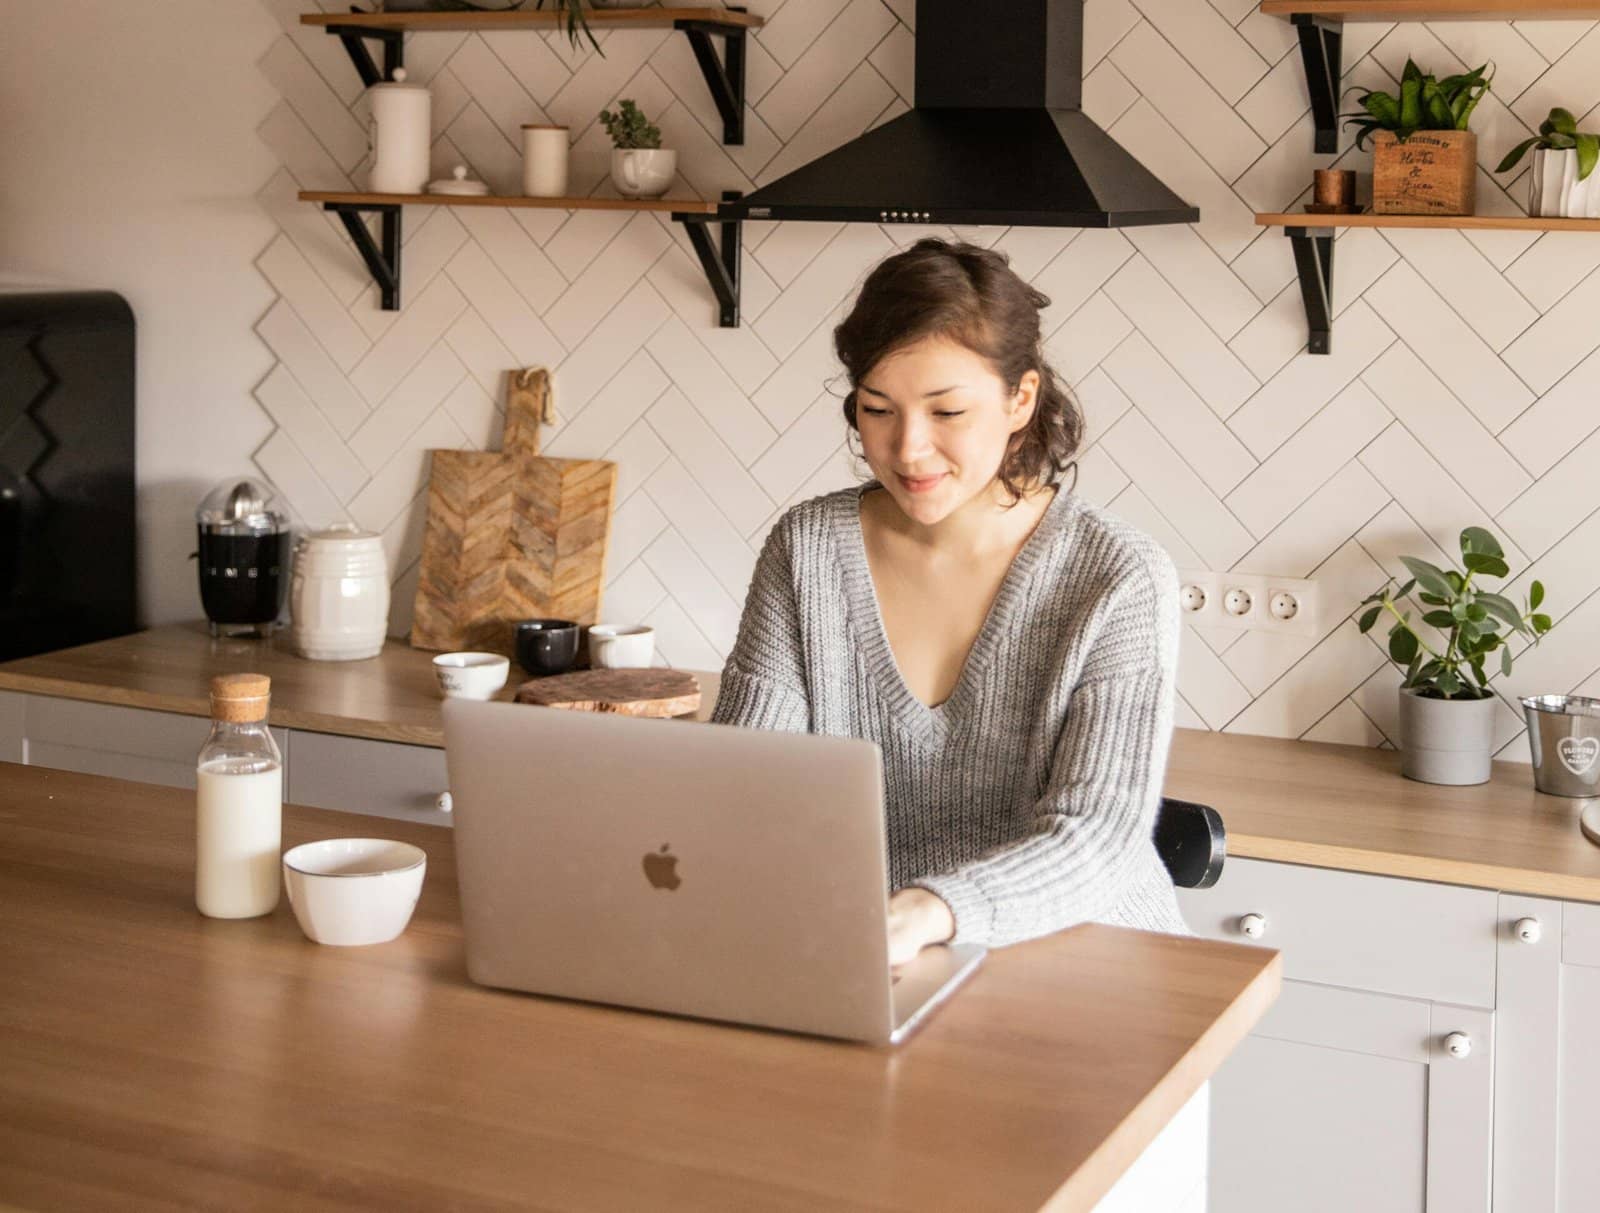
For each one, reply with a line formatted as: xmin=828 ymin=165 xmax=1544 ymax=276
xmin=912 ymin=557 xmax=1180 ymax=947
xmin=709 ymin=517 xmax=812 ymax=735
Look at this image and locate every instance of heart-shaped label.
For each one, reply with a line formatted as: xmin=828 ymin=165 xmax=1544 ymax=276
xmin=1558 ymin=736 xmax=1600 ymax=777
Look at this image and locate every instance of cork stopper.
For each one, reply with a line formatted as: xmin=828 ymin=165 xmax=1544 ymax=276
xmin=210 ymin=673 xmax=271 ymax=723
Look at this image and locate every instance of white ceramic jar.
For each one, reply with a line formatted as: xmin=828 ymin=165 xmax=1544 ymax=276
xmin=367 ymin=68 xmax=431 ymax=194
xmin=290 ymin=523 xmax=390 ymax=661
xmin=522 ymin=124 xmax=570 ymax=197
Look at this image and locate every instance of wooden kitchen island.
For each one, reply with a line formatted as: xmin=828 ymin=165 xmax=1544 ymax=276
xmin=0 ymin=764 xmax=1279 ymax=1212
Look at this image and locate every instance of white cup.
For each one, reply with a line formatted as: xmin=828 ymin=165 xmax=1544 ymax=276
xmin=522 ymin=124 xmax=570 ymax=197
xmin=588 ymin=623 xmax=655 ymax=669
xmin=432 ymin=652 xmax=510 ymax=699
xmin=283 ymin=838 xmax=426 ymax=947
xmin=610 ymin=148 xmax=676 ymax=198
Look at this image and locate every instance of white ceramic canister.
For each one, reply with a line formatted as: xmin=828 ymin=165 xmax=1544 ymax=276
xmin=290 ymin=523 xmax=391 ymax=661
xmin=522 ymin=124 xmax=570 ymax=197
xmin=367 ymin=68 xmax=431 ymax=194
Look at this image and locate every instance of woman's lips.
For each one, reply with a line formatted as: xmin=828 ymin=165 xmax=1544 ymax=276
xmin=897 ymin=473 xmax=946 ymax=494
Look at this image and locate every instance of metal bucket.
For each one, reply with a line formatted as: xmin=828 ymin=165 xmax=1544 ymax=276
xmin=1521 ymin=695 xmax=1600 ymax=797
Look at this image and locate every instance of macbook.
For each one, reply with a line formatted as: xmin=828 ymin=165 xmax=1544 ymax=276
xmin=441 ymin=699 xmax=985 ymax=1044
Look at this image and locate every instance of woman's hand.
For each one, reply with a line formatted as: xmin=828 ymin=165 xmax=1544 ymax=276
xmin=887 ymin=887 xmax=955 ymax=967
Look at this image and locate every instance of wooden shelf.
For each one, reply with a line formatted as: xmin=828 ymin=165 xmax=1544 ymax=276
xmin=1257 ymin=211 xmax=1600 ymax=231
xmin=299 ymin=190 xmax=718 ymax=215
xmin=1261 ymin=0 xmax=1600 ymax=18
xmin=301 ymin=7 xmax=763 ymax=33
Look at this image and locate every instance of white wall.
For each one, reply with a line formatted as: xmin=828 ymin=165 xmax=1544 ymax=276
xmin=3 ymin=0 xmax=1599 ymax=760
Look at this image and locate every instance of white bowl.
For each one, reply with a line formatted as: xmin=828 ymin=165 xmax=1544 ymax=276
xmin=432 ymin=651 xmax=510 ymax=700
xmin=588 ymin=623 xmax=655 ymax=669
xmin=282 ymin=838 xmax=427 ymax=946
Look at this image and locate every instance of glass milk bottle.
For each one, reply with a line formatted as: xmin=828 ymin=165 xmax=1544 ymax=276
xmin=196 ymin=673 xmax=283 ymax=918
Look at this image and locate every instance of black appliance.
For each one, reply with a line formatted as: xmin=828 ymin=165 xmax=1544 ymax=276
xmin=195 ymin=478 xmax=290 ymax=638
xmin=0 ymin=290 xmax=137 ymax=661
xmin=718 ymin=0 xmax=1198 ymax=229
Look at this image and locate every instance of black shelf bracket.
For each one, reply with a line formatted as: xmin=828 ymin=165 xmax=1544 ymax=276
xmin=326 ymin=14 xmax=404 ymax=88
xmin=1285 ymin=226 xmax=1335 ymax=355
xmin=326 ymin=202 xmax=403 ymax=311
xmin=674 ymin=191 xmax=743 ymax=328
xmin=676 ymin=7 xmax=749 ymax=145
xmin=1292 ymin=14 xmax=1344 ymax=154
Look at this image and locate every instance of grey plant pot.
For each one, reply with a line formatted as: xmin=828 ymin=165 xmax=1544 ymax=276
xmin=1397 ymin=687 xmax=1497 ymax=785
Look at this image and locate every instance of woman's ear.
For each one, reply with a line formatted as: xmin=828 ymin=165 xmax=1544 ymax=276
xmin=1008 ymin=369 xmax=1042 ymax=434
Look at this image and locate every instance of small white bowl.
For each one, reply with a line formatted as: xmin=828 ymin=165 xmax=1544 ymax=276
xmin=432 ymin=651 xmax=510 ymax=700
xmin=282 ymin=838 xmax=427 ymax=946
xmin=587 ymin=623 xmax=655 ymax=669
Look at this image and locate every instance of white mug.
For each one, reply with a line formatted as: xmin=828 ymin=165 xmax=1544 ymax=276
xmin=588 ymin=623 xmax=655 ymax=669
xmin=610 ymin=148 xmax=676 ymax=199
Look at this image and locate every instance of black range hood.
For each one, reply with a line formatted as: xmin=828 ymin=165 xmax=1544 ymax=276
xmin=719 ymin=0 xmax=1198 ymax=229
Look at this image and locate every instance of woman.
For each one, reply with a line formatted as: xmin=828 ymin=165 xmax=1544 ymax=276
xmin=710 ymin=237 xmax=1188 ymax=966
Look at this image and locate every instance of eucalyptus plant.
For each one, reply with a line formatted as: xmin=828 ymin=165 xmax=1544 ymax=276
xmin=1357 ymin=527 xmax=1551 ymax=700
xmin=1497 ymin=106 xmax=1600 ymax=183
xmin=599 ymin=99 xmax=662 ymax=149
xmin=1341 ymin=57 xmax=1493 ymax=149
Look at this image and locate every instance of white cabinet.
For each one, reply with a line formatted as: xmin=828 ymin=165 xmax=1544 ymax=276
xmin=1493 ymin=895 xmax=1600 ymax=1211
xmin=1179 ymin=858 xmax=1496 ymax=1213
xmin=285 ymin=729 xmax=452 ymax=827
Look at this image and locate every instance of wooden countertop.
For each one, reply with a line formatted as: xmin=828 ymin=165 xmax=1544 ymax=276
xmin=6 ymin=625 xmax=1600 ymax=902
xmin=0 ymin=763 xmax=1279 ymax=1212
xmin=0 ymin=623 xmax=718 ymax=746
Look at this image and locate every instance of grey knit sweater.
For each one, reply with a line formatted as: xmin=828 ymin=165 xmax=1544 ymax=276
xmin=710 ymin=482 xmax=1190 ymax=948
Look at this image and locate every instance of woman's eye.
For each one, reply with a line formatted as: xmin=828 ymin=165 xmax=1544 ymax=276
xmin=860 ymin=406 xmax=889 ymax=416
xmin=934 ymin=411 xmax=966 ymax=418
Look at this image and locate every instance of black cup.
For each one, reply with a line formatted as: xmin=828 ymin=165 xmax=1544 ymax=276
xmin=515 ymin=618 xmax=580 ymax=676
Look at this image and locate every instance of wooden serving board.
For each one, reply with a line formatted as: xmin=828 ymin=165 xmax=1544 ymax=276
xmin=410 ymin=368 xmax=616 ymax=657
xmin=515 ymin=669 xmax=702 ymax=718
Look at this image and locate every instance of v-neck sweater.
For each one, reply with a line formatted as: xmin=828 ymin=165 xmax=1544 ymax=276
xmin=710 ymin=482 xmax=1190 ymax=948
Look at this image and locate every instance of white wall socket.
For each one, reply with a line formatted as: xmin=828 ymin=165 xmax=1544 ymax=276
xmin=1176 ymin=570 xmax=1320 ymax=637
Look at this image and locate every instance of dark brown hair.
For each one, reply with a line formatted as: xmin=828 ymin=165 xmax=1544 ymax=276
xmin=832 ymin=237 xmax=1083 ymax=503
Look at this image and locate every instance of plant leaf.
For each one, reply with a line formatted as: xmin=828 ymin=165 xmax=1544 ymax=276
xmin=1532 ymin=613 xmax=1553 ymax=633
xmin=1551 ymin=107 xmax=1579 ymax=136
xmin=1501 ymin=646 xmax=1514 ymax=677
xmin=1422 ymin=609 xmax=1456 ymax=628
xmin=1497 ymin=136 xmax=1542 ymax=173
xmin=1358 ymin=605 xmax=1383 ymax=633
xmin=1460 ymin=526 xmax=1504 ymax=558
xmin=1579 ymin=132 xmax=1600 ymax=182
xmin=1399 ymin=556 xmax=1454 ymax=599
xmin=1531 ymin=580 xmax=1545 ymax=610
xmin=1437 ymin=669 xmax=1462 ymax=697
xmin=1390 ymin=627 xmax=1419 ymax=665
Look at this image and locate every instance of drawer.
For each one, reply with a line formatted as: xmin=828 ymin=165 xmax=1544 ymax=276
xmin=287 ymin=730 xmax=452 ymax=828
xmin=1177 ymin=856 xmax=1497 ymax=1009
xmin=25 ymin=697 xmax=288 ymax=791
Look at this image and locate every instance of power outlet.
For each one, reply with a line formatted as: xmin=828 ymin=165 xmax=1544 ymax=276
xmin=1176 ymin=570 xmax=1319 ymax=637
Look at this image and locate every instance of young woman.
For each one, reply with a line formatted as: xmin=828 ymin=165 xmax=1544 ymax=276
xmin=711 ymin=238 xmax=1188 ymax=966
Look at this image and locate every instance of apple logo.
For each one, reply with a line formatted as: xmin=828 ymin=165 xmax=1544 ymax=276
xmin=642 ymin=843 xmax=681 ymax=891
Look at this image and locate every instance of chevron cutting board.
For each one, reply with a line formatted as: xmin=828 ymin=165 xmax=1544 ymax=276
xmin=409 ymin=368 xmax=616 ymax=656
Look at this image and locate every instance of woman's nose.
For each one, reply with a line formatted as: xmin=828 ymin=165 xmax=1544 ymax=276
xmin=893 ymin=417 xmax=933 ymax=462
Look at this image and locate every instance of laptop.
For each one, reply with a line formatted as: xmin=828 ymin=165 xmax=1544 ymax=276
xmin=440 ymin=698 xmax=985 ymax=1045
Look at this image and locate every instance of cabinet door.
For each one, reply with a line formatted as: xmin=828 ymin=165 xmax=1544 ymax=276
xmin=1208 ymin=979 xmax=1492 ymax=1213
xmin=1493 ymin=894 xmax=1562 ymax=1211
xmin=287 ymin=730 xmax=452 ymax=827
xmin=1557 ymin=901 xmax=1600 ymax=1211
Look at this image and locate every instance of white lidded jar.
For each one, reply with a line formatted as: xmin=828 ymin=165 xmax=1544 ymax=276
xmin=367 ymin=67 xmax=431 ymax=194
xmin=196 ymin=674 xmax=283 ymax=919
xmin=290 ymin=522 xmax=390 ymax=661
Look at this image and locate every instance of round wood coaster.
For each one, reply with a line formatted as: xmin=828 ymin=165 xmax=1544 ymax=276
xmin=1581 ymin=800 xmax=1600 ymax=849
xmin=514 ymin=668 xmax=701 ymax=718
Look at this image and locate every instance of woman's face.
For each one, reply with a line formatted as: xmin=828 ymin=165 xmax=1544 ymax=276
xmin=854 ymin=333 xmax=1040 ymax=527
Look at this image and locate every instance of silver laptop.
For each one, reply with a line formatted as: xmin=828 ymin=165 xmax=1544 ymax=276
xmin=440 ymin=699 xmax=985 ymax=1045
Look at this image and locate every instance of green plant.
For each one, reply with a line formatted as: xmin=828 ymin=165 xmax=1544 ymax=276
xmin=599 ymin=99 xmax=662 ymax=150
xmin=1356 ymin=527 xmax=1552 ymax=700
xmin=1341 ymin=58 xmax=1493 ymax=149
xmin=1497 ymin=106 xmax=1600 ymax=183
xmin=535 ymin=0 xmax=601 ymax=55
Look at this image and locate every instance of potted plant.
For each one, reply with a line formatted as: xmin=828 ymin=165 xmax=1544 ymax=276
xmin=1342 ymin=58 xmax=1493 ymax=216
xmin=1496 ymin=106 xmax=1600 ymax=218
xmin=381 ymin=1 xmax=605 ymax=55
xmin=599 ymin=99 xmax=676 ymax=198
xmin=1357 ymin=527 xmax=1552 ymax=785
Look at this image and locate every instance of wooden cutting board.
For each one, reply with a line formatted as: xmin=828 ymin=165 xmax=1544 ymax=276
xmin=514 ymin=669 xmax=702 ymax=718
xmin=410 ymin=368 xmax=616 ymax=657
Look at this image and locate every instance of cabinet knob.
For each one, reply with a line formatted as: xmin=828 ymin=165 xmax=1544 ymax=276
xmin=1513 ymin=916 xmax=1542 ymax=944
xmin=1238 ymin=912 xmax=1267 ymax=939
xmin=1443 ymin=1031 xmax=1472 ymax=1059
xmin=436 ymin=791 xmax=453 ymax=814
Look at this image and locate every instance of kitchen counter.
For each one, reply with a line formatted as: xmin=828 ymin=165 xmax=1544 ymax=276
xmin=5 ymin=625 xmax=1600 ymax=902
xmin=0 ymin=763 xmax=1279 ymax=1212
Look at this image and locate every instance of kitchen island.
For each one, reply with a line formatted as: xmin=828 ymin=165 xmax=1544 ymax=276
xmin=0 ymin=763 xmax=1278 ymax=1212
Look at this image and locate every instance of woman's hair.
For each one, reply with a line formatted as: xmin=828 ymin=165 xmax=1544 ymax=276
xmin=832 ymin=237 xmax=1084 ymax=503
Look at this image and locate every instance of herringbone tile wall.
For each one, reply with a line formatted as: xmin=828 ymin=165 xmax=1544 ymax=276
xmin=254 ymin=0 xmax=1600 ymax=758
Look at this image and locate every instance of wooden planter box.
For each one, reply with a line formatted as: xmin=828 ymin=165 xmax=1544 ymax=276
xmin=1372 ymin=130 xmax=1477 ymax=216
